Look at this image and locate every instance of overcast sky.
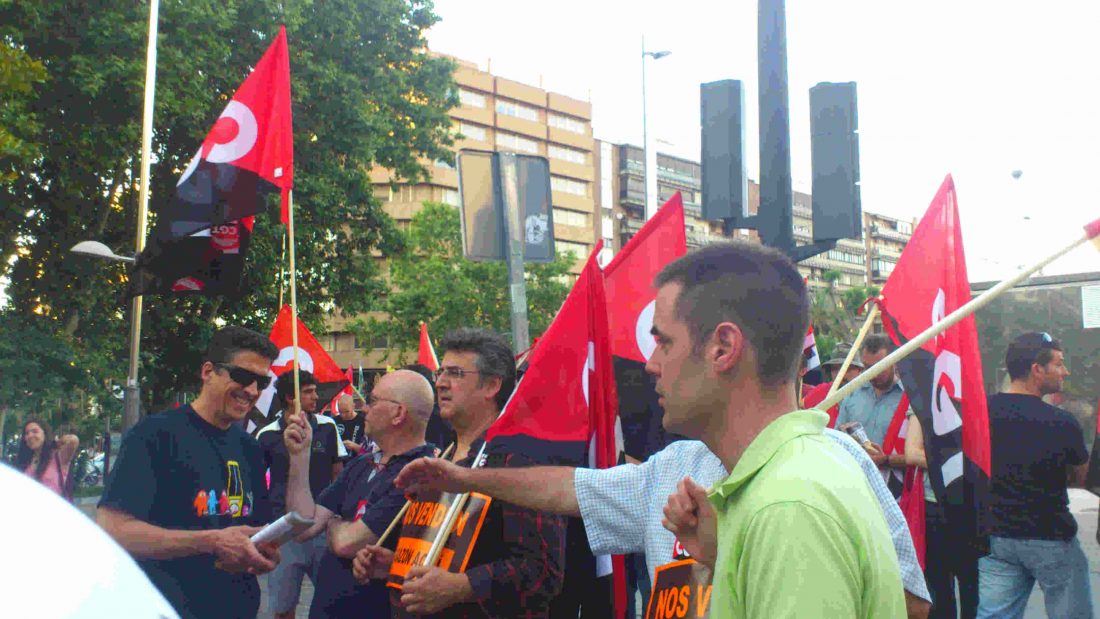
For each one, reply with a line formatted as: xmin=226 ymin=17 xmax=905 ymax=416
xmin=426 ymin=0 xmax=1100 ymax=282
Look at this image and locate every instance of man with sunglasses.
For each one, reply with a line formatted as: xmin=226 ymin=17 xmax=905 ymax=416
xmin=98 ymin=326 xmax=282 ymax=619
xmin=977 ymin=332 xmax=1090 ymax=618
xmin=281 ymin=369 xmax=436 ymax=618
xmin=256 ymin=370 xmax=346 ymax=619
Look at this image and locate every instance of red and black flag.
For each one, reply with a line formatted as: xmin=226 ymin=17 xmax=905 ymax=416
xmin=249 ymin=304 xmax=349 ymax=429
xmin=879 ymin=175 xmax=991 ymax=543
xmin=129 ymin=26 xmax=293 ymax=297
xmin=802 ymin=324 xmax=823 ymax=385
xmin=603 ymin=193 xmax=687 ymax=460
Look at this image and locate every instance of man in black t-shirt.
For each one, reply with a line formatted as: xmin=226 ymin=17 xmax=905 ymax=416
xmin=98 ymin=326 xmax=281 ymax=619
xmin=283 ymin=369 xmax=437 ymax=618
xmin=334 ymin=393 xmax=367 ymax=456
xmin=257 ymin=370 xmax=345 ymax=619
xmin=978 ymin=332 xmax=1092 ymax=618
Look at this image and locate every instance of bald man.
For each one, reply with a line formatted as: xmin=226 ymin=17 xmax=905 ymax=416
xmin=283 ymin=369 xmax=436 ymax=618
xmin=334 ymin=394 xmax=367 ymax=456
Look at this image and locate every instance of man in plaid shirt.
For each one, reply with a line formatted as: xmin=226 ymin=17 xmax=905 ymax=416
xmin=357 ymin=328 xmax=566 ymax=618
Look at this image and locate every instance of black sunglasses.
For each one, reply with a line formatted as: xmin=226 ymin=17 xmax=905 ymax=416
xmin=215 ymin=363 xmax=272 ymax=390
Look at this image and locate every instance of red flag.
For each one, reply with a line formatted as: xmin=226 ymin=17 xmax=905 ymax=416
xmin=486 ymin=242 xmax=626 ymax=616
xmin=417 ymin=323 xmax=439 ymax=372
xmin=879 ymin=175 xmax=990 ymax=530
xmin=604 ymin=193 xmax=687 ymax=363
xmin=130 ymin=27 xmax=294 ymax=297
xmin=254 ymin=305 xmax=350 ymax=421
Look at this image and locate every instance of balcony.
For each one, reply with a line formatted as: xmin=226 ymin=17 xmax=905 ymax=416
xmin=620 ymin=189 xmax=645 ymax=207
xmin=873 ymin=245 xmax=903 ymax=261
xmin=871 ymin=225 xmax=911 ymax=243
xmin=657 ymin=167 xmax=701 ymax=189
xmin=793 ymin=203 xmax=811 ymax=218
xmin=871 ymin=269 xmax=891 ymax=283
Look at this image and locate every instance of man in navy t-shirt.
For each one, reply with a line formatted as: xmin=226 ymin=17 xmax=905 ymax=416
xmin=978 ymin=332 xmax=1091 ymax=618
xmin=282 ymin=369 xmax=437 ymax=618
xmin=98 ymin=326 xmax=281 ymax=619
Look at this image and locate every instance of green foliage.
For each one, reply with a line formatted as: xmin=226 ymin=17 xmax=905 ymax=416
xmin=0 ymin=27 xmax=47 ymax=184
xmin=0 ymin=1 xmax=457 ymax=419
xmin=354 ymin=202 xmax=576 ymax=354
xmin=809 ymin=280 xmax=880 ymax=361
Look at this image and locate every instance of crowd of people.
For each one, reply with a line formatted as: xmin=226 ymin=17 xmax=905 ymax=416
xmin=8 ymin=239 xmax=1098 ymax=618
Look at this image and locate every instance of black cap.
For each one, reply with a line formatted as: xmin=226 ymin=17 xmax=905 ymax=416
xmin=1005 ymin=332 xmax=1059 ymax=378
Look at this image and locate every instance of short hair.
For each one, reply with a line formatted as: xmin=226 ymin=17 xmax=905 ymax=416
xmin=1005 ymin=331 xmax=1063 ymax=381
xmin=438 ymin=328 xmax=516 ymax=411
xmin=205 ymin=326 xmax=278 ymax=364
xmin=385 ymin=370 xmax=435 ymax=425
xmin=275 ymin=370 xmax=318 ymax=406
xmin=654 ymin=241 xmax=809 ymax=387
xmin=862 ymin=334 xmax=895 ymax=356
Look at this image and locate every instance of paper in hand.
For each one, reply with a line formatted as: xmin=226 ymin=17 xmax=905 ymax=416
xmin=250 ymin=511 xmax=314 ymax=546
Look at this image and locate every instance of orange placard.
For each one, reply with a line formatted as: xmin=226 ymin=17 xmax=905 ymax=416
xmin=644 ymin=558 xmax=713 ymax=619
xmin=387 ymin=490 xmax=492 ymax=591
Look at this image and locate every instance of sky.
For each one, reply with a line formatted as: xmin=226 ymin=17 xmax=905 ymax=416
xmin=425 ymin=0 xmax=1100 ymax=282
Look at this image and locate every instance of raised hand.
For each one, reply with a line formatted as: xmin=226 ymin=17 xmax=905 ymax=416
xmin=661 ymin=477 xmax=718 ymax=569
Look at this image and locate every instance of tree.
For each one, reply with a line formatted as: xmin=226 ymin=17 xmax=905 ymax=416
xmin=0 ymin=31 xmax=47 ymax=184
xmin=0 ymin=1 xmax=457 ymax=414
xmin=810 ymin=270 xmax=880 ymax=360
xmin=354 ymin=202 xmax=576 ymax=355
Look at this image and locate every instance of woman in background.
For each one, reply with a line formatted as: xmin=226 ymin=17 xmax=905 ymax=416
xmin=14 ymin=419 xmax=78 ymax=500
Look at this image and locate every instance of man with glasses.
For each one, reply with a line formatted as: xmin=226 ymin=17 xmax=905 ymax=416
xmin=98 ymin=326 xmax=282 ymax=619
xmin=977 ymin=332 xmax=1090 ymax=618
xmin=281 ymin=369 xmax=436 ymax=618
xmin=256 ymin=370 xmax=345 ymax=619
xmin=354 ymin=328 xmax=566 ymax=618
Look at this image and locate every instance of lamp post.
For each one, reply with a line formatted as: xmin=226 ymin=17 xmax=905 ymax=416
xmin=641 ymin=37 xmax=670 ymax=221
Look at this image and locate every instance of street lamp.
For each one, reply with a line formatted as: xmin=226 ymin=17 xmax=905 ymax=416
xmin=70 ymin=241 xmax=135 ymax=263
xmin=641 ymin=37 xmax=670 ymax=221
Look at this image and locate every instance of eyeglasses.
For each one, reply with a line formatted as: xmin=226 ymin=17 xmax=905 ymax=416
xmin=433 ymin=366 xmax=487 ymax=382
xmin=215 ymin=363 xmax=272 ymax=390
xmin=366 ymin=393 xmax=402 ymax=408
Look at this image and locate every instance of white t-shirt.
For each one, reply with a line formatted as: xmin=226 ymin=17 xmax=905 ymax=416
xmin=0 ymin=465 xmax=179 ymax=618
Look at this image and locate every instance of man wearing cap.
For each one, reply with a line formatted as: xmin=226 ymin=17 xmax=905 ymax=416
xmin=803 ymin=353 xmax=864 ymax=428
xmin=977 ymin=332 xmax=1090 ymax=618
xmin=835 ymin=334 xmax=909 ymax=475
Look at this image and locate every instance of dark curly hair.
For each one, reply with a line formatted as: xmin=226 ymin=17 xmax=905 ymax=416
xmin=438 ymin=328 xmax=516 ymax=411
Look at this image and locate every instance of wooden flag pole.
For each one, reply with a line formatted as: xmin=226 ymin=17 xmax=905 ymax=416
xmin=825 ymin=304 xmax=881 ymax=399
xmin=818 ymin=230 xmax=1092 ymax=413
xmin=287 ymin=190 xmax=301 ymax=409
xmin=377 ymin=443 xmax=456 ymax=548
xmin=278 ymin=231 xmax=287 ymax=309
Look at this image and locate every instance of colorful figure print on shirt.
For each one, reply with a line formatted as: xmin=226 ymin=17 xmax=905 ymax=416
xmin=218 ymin=491 xmax=230 ymax=515
xmin=207 ymin=490 xmax=217 ymax=515
xmin=194 ymin=490 xmax=209 ymax=517
xmin=225 ymin=460 xmax=244 ymax=517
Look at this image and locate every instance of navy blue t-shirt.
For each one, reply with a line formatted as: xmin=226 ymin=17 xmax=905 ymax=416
xmin=308 ymin=443 xmax=436 ymax=619
xmin=987 ymin=393 xmax=1088 ymax=540
xmin=99 ymin=406 xmax=272 ymax=619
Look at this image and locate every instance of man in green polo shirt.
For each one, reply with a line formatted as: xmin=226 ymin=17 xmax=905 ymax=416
xmin=652 ymin=241 xmax=906 ymax=618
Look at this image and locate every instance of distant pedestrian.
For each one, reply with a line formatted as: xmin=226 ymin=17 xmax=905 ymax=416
xmin=14 ymin=418 xmax=78 ymax=500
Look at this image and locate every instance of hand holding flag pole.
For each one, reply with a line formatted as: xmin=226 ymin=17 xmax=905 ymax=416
xmin=376 ymin=443 xmax=456 ymax=547
xmin=819 ymin=222 xmax=1100 ymax=412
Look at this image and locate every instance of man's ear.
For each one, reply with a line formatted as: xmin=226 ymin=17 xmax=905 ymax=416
xmin=483 ymin=375 xmax=504 ymax=404
xmin=199 ymin=361 xmax=216 ymax=382
xmin=711 ymin=322 xmax=745 ymax=373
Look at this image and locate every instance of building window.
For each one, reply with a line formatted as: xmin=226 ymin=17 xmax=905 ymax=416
xmin=441 ymin=188 xmax=459 ymax=206
xmin=496 ymin=132 xmax=538 ymax=154
xmin=459 ymin=122 xmax=487 ymax=141
xmin=897 ymin=221 xmax=913 ymax=235
xmin=495 ymin=99 xmax=539 ymax=121
xmin=557 ymin=240 xmax=589 ymax=259
xmin=548 ymin=144 xmax=587 ymax=165
xmin=553 ymin=208 xmax=589 ymax=228
xmin=602 ymin=215 xmax=614 ymax=240
xmin=827 ymin=250 xmax=865 ymax=265
xmin=873 ymin=259 xmax=896 ymax=275
xmin=549 ymin=113 xmax=586 ymax=134
xmin=459 ymin=89 xmax=486 ymax=108
xmin=551 ymin=176 xmax=588 ymax=196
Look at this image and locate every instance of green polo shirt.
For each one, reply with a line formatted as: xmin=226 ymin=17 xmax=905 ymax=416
xmin=707 ymin=410 xmax=905 ymax=619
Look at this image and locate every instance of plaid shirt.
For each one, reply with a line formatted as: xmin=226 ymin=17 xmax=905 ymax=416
xmin=420 ymin=438 xmax=566 ymax=619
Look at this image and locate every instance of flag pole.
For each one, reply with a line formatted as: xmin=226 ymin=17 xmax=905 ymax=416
xmin=378 ymin=443 xmax=457 ymax=547
xmin=818 ymin=230 xmax=1092 ymax=412
xmin=825 ymin=304 xmax=880 ymax=399
xmin=287 ymin=190 xmax=301 ymax=409
xmin=279 ymin=231 xmax=287 ymax=309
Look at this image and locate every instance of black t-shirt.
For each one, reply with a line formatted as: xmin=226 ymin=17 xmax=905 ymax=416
xmin=987 ymin=393 xmax=1088 ymax=540
xmin=256 ymin=413 xmax=344 ymax=517
xmin=334 ymin=411 xmax=367 ymax=447
xmin=309 ymin=443 xmax=436 ymax=619
xmin=99 ymin=406 xmax=272 ymax=619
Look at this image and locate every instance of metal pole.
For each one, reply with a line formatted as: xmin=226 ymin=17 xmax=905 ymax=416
xmin=641 ymin=36 xmax=653 ymax=220
xmin=498 ymin=153 xmax=530 ymax=354
xmin=757 ymin=0 xmax=794 ymax=254
xmin=123 ymin=0 xmax=160 ymax=432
